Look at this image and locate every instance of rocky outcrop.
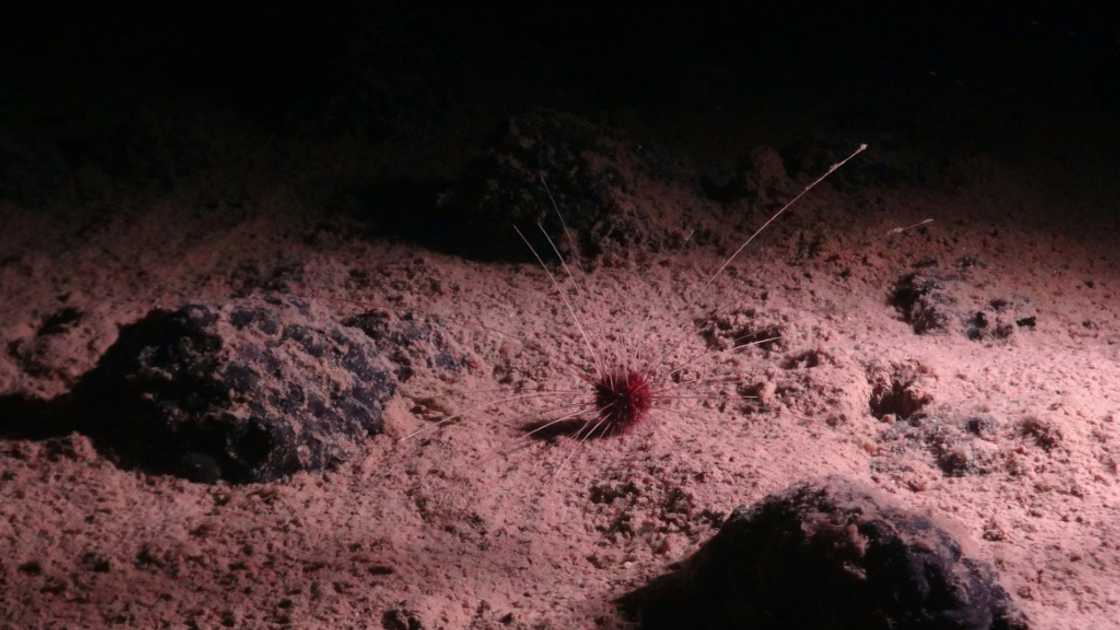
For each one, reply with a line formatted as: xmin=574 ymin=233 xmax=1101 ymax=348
xmin=358 ymin=109 xmax=678 ymax=262
xmin=70 ymin=296 xmax=396 ymax=483
xmin=620 ymin=476 xmax=1026 ymax=630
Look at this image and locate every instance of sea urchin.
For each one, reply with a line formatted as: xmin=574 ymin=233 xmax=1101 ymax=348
xmin=591 ymin=368 xmax=654 ymax=436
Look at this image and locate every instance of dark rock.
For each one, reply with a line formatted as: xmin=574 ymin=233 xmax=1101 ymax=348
xmin=70 ymin=296 xmax=396 ymax=483
xmin=889 ymin=270 xmax=1035 ymax=341
xmin=179 ymin=452 xmax=222 ymax=484
xmin=890 ymin=271 xmax=953 ymax=334
xmin=448 ymin=109 xmax=631 ymax=260
xmin=343 ymin=309 xmax=464 ymax=381
xmin=620 ymin=476 xmax=1027 ymax=630
xmin=700 ymin=146 xmax=792 ymax=206
xmin=0 ymin=393 xmax=74 ymax=439
xmin=356 ymin=109 xmax=642 ymax=261
xmin=965 ymin=296 xmax=1035 ymax=342
xmin=349 ymin=109 xmax=691 ymax=262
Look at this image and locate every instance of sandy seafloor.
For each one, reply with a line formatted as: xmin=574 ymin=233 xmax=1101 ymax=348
xmin=1 ymin=133 xmax=1119 ymax=629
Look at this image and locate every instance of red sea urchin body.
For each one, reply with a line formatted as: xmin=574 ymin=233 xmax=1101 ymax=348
xmin=593 ymin=369 xmax=653 ymax=436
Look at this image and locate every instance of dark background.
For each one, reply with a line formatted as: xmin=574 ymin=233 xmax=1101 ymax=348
xmin=2 ymin=5 xmax=1117 ymax=209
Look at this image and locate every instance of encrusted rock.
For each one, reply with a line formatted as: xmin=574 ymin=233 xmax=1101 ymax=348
xmin=890 ymin=270 xmax=954 ymax=334
xmin=875 ymin=413 xmax=1003 ymax=478
xmin=620 ymin=476 xmax=1026 ymax=630
xmin=889 ymin=267 xmax=1037 ymax=340
xmin=448 ymin=108 xmax=631 ymax=260
xmin=342 ymin=309 xmax=464 ymax=381
xmin=71 ymin=296 xmax=396 ymax=483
